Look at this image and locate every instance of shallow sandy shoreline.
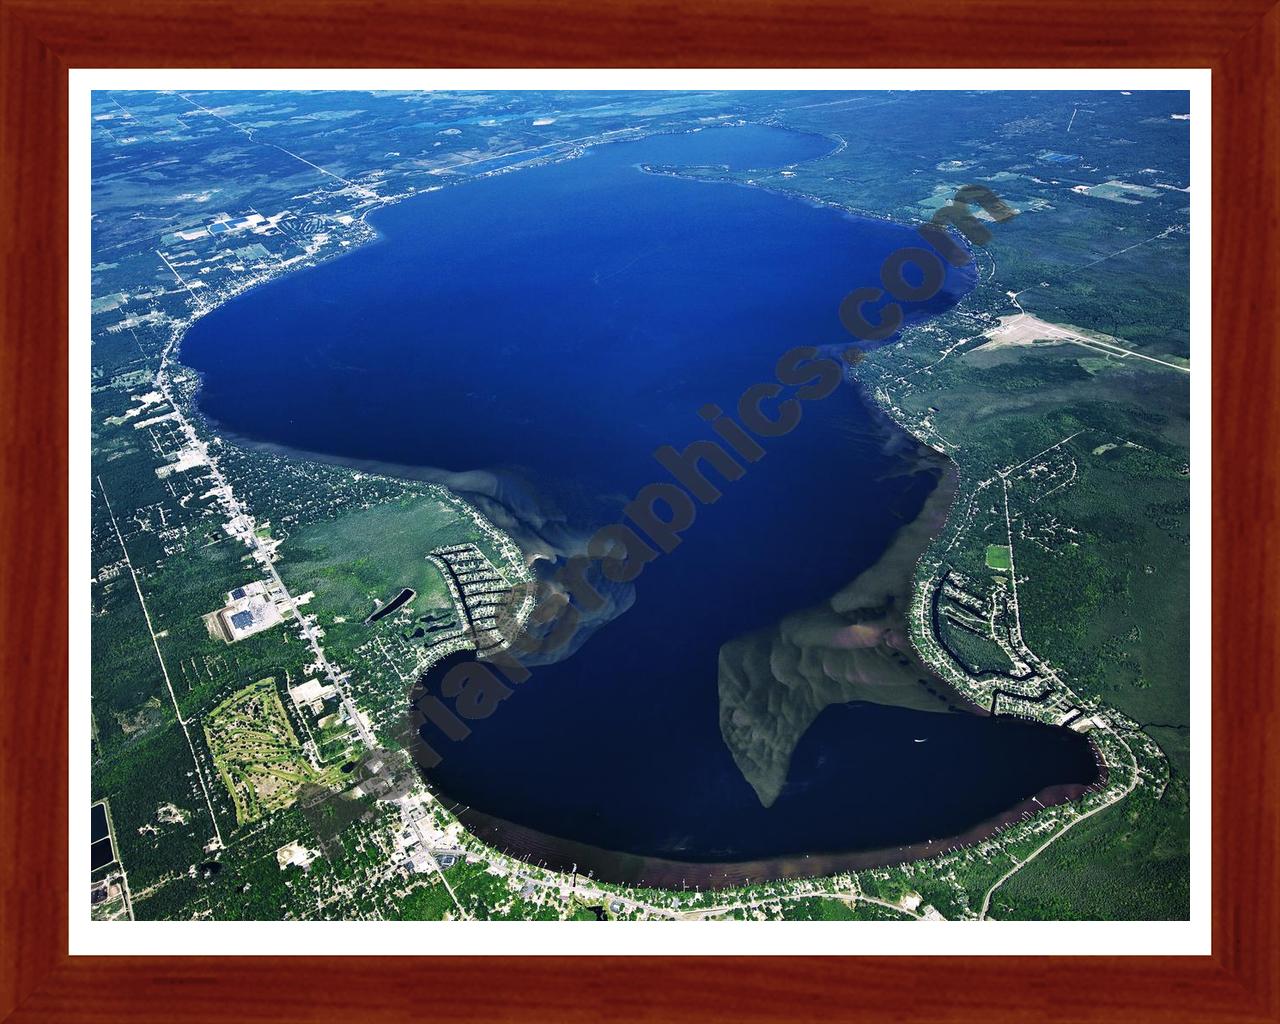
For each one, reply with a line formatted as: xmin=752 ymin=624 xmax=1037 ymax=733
xmin=424 ymin=426 xmax=1103 ymax=888
xmin=438 ymin=774 xmax=1104 ymax=890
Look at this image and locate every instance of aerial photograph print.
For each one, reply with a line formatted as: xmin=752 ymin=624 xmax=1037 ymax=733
xmin=86 ymin=86 xmax=1194 ymax=928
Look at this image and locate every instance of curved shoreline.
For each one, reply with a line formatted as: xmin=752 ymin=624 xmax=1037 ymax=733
xmin=421 ymin=429 xmax=1102 ymax=886
xmin=436 ymin=774 xmax=1106 ymax=890
xmin=170 ymin=121 xmax=1103 ymax=886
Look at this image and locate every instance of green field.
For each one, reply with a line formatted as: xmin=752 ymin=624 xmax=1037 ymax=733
xmin=280 ymin=493 xmax=493 ymax=627
xmin=985 ymin=544 xmax=1012 ymax=570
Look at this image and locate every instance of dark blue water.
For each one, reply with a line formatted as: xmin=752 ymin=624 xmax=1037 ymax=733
xmin=183 ymin=125 xmax=1098 ymax=871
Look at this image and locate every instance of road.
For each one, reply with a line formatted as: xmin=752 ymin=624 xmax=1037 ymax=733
xmin=508 ymin=868 xmax=921 ymax=921
xmin=97 ymin=475 xmax=225 ymax=849
xmin=174 ymin=93 xmax=382 ymax=202
xmin=979 ymin=720 xmax=1140 ymax=919
xmin=151 ymin=294 xmax=472 ymax=918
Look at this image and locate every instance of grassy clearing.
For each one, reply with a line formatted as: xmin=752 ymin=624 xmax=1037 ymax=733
xmin=985 ymin=544 xmax=1012 ymax=570
xmin=281 ymin=493 xmax=488 ymax=626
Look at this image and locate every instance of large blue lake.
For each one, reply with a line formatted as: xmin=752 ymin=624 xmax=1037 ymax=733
xmin=183 ymin=126 xmax=1098 ymax=882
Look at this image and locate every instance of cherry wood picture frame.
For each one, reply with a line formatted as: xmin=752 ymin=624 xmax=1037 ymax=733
xmin=2 ymin=1 xmax=1276 ymax=1020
